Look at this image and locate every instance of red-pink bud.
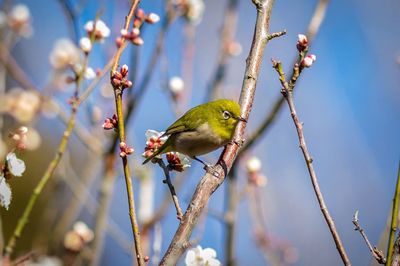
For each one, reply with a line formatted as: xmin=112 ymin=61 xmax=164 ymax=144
xmin=120 ymin=64 xmax=129 ymax=77
xmin=136 ymin=9 xmax=145 ymax=19
xmin=301 ymin=54 xmax=316 ymax=68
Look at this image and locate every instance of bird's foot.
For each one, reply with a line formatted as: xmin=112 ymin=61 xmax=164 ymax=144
xmin=203 ymin=164 xmax=220 ymax=178
xmin=193 ymin=156 xmax=220 ymax=178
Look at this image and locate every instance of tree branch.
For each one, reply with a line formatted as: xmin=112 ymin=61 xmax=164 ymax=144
xmin=352 ymin=210 xmax=386 ymax=264
xmin=272 ymin=57 xmax=351 ymax=265
xmin=109 ymin=1 xmax=144 ymax=265
xmin=159 ymin=0 xmax=276 ymax=264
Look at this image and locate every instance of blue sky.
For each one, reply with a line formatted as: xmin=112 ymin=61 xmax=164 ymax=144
xmin=9 ymin=0 xmax=400 ymax=265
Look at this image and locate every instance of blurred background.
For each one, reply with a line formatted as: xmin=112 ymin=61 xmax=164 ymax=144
xmin=0 ymin=0 xmax=399 ymax=265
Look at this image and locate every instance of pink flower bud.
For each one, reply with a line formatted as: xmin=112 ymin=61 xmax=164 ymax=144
xmin=126 ymin=147 xmax=134 ymax=154
xmin=136 ymin=9 xmax=145 ymax=19
xmin=120 ymin=142 xmax=126 ymax=149
xmin=119 ymin=151 xmax=126 ymax=158
xmin=112 ymin=71 xmax=123 ymax=80
xmin=124 ymin=80 xmax=133 ymax=88
xmin=116 ymin=37 xmax=124 ymax=48
xmin=133 ymin=18 xmax=141 ymax=28
xmin=120 ymin=64 xmax=129 ymax=77
xmin=111 ymin=78 xmax=121 ymax=86
xmin=297 ymin=34 xmax=308 ymax=52
xmin=301 ymin=54 xmax=316 ymax=68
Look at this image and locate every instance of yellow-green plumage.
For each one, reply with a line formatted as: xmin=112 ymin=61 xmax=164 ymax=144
xmin=143 ymin=99 xmax=243 ymax=164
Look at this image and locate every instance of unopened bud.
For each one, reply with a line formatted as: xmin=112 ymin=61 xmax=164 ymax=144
xmin=120 ymin=64 xmax=129 ymax=77
xmin=297 ymin=34 xmax=308 ymax=51
xmin=132 ymin=37 xmax=144 ymax=46
xmin=145 ymin=13 xmax=160 ymax=24
xmin=301 ymin=54 xmax=316 ymax=68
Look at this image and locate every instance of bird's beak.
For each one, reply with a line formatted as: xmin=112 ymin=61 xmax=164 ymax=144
xmin=236 ymin=116 xmax=247 ymax=123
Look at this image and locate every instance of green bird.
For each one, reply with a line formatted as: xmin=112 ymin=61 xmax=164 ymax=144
xmin=142 ymin=99 xmax=246 ymax=166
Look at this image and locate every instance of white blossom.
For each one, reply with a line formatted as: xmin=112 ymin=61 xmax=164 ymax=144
xmin=0 ymin=177 xmax=12 ymax=210
xmin=169 ymin=76 xmax=185 ymax=95
xmin=49 ymin=39 xmax=80 ymax=70
xmin=143 ymin=130 xmax=167 ymax=159
xmin=185 ymin=245 xmax=220 ymax=266
xmin=73 ymin=221 xmax=94 ymax=243
xmin=6 ymin=152 xmax=26 ymax=177
xmin=8 ymin=4 xmax=33 ymax=37
xmin=186 ymin=0 xmax=205 ymax=25
xmin=84 ymin=20 xmax=110 ymax=40
xmin=246 ymin=156 xmax=262 ymax=173
xmin=79 ymin=37 xmax=92 ymax=53
xmin=84 ymin=67 xmax=96 ymax=80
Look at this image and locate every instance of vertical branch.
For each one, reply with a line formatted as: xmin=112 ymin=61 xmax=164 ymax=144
xmin=272 ymin=59 xmax=351 ymax=265
xmin=159 ymin=0 xmax=276 ymax=264
xmin=108 ymin=1 xmax=144 ymax=265
xmin=387 ymin=162 xmax=400 ymax=265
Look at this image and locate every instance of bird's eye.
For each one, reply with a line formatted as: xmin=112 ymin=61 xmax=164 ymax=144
xmin=223 ymin=110 xmax=231 ymax=120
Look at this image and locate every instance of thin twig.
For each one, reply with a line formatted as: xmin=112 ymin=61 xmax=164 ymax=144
xmin=387 ymin=162 xmax=400 ymax=265
xmin=157 ymin=160 xmax=183 ymax=220
xmin=109 ymin=1 xmax=144 ymax=265
xmin=159 ymin=0 xmax=276 ymax=264
xmin=272 ymin=57 xmax=351 ymax=265
xmin=237 ymin=0 xmax=330 ymax=158
xmin=352 ymin=211 xmax=386 ymax=264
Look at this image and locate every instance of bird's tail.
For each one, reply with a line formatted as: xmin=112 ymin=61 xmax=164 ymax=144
xmin=142 ymin=139 xmax=170 ymax=165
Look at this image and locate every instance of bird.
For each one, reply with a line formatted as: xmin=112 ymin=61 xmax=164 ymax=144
xmin=142 ymin=99 xmax=246 ymax=167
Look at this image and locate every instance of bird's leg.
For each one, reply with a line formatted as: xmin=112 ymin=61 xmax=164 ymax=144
xmin=192 ymin=156 xmax=220 ymax=178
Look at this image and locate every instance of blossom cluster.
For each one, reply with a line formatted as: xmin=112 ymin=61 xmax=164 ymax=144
xmin=142 ymin=130 xmax=191 ymax=172
xmin=63 ymin=221 xmax=94 ymax=252
xmin=245 ymin=156 xmax=267 ymax=187
xmin=117 ymin=9 xmax=160 ymax=47
xmin=0 ymin=4 xmax=33 ymax=37
xmin=296 ymin=34 xmax=317 ymax=68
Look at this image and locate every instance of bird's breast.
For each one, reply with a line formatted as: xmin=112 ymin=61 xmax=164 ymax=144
xmin=172 ymin=123 xmax=226 ymax=156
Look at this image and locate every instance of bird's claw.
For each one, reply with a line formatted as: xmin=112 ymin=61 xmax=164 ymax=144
xmin=204 ymin=164 xmax=220 ymax=178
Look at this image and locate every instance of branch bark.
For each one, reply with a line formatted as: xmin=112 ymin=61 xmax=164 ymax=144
xmin=159 ymin=0 xmax=276 ymax=264
xmin=109 ymin=1 xmax=144 ymax=265
xmin=387 ymin=162 xmax=400 ymax=265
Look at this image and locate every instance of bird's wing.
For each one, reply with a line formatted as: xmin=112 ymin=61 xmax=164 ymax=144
xmin=163 ymin=106 xmax=203 ymax=136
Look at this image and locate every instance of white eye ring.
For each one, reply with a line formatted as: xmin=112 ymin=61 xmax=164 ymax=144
xmin=223 ymin=110 xmax=231 ymax=120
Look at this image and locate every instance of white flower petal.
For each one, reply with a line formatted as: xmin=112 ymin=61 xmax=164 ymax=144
xmin=0 ymin=177 xmax=11 ymax=210
xmin=84 ymin=67 xmax=96 ymax=80
xmin=6 ymin=152 xmax=26 ymax=177
xmin=202 ymin=248 xmax=217 ymax=260
xmin=184 ymin=249 xmax=196 ymax=266
xmin=145 ymin=129 xmax=164 ymax=140
xmin=206 ymin=258 xmax=221 ymax=266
